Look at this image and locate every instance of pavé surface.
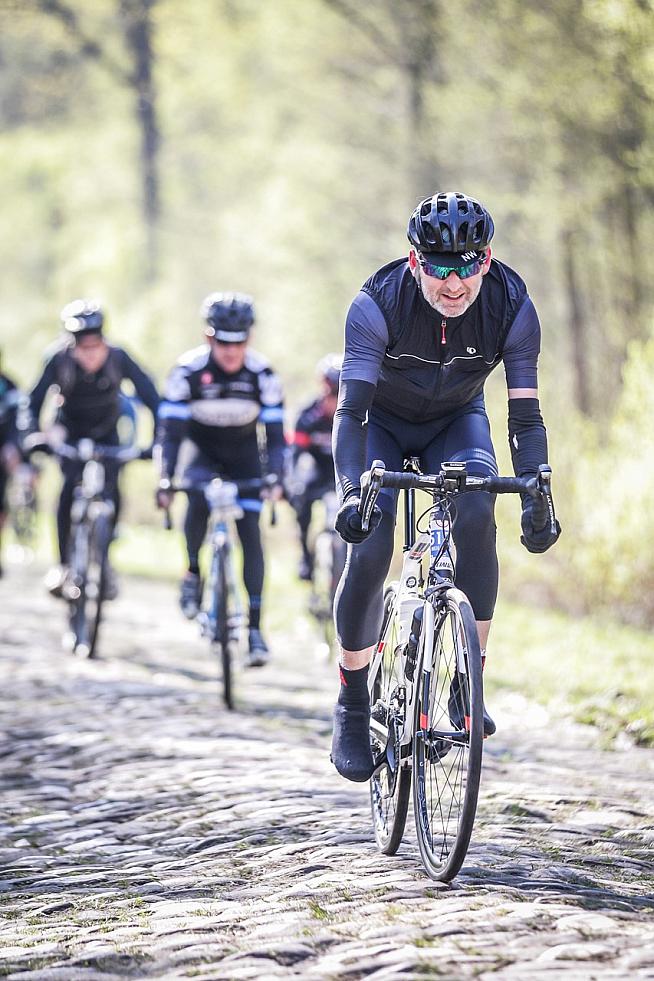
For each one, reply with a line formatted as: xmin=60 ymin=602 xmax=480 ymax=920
xmin=1 ymin=569 xmax=654 ymax=979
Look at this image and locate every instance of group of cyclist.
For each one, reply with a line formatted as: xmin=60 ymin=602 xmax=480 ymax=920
xmin=0 ymin=292 xmax=341 ymax=666
xmin=0 ymin=189 xmax=561 ymax=786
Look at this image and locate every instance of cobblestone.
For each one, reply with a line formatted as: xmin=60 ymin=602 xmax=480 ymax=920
xmin=1 ymin=569 xmax=654 ymax=979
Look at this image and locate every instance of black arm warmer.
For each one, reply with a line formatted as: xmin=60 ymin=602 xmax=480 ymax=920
xmin=264 ymin=421 xmax=285 ymax=477
xmin=156 ymin=416 xmax=186 ymax=481
xmin=507 ymin=397 xmax=548 ymax=479
xmin=332 ymin=378 xmax=376 ymax=504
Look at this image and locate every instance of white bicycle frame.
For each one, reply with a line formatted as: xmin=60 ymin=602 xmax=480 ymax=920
xmin=200 ymin=479 xmax=246 ymax=641
xmin=368 ymin=492 xmax=468 ymax=762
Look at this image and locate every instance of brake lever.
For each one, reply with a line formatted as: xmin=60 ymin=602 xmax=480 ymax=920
xmin=536 ymin=464 xmax=557 ymax=535
xmin=360 ymin=459 xmax=385 ymax=532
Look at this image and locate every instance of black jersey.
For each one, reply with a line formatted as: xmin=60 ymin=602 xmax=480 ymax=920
xmin=29 ymin=343 xmax=159 ymax=442
xmin=290 ymin=397 xmax=335 ymax=487
xmin=0 ymin=372 xmax=19 ymax=446
xmin=158 ymin=345 xmax=285 ymax=481
xmin=343 ymin=257 xmax=539 ymax=422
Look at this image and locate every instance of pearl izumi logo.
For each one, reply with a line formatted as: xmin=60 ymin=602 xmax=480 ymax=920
xmin=467 ymin=346 xmax=477 ymax=354
xmin=461 ymin=251 xmax=478 ymax=261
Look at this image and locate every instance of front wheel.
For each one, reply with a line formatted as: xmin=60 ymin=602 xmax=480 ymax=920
xmin=67 ymin=512 xmax=109 ymax=659
xmin=412 ymin=589 xmax=483 ymax=881
xmin=369 ymin=584 xmax=412 ymax=855
xmin=209 ymin=546 xmax=234 ymax=711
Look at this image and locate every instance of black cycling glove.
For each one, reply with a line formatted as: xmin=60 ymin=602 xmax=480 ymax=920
xmin=520 ymin=497 xmax=561 ymax=553
xmin=335 ymin=497 xmax=382 ymax=545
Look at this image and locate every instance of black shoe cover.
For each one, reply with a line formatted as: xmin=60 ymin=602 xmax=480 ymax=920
xmin=448 ymin=673 xmax=496 ymax=737
xmin=331 ymin=702 xmax=375 ymax=782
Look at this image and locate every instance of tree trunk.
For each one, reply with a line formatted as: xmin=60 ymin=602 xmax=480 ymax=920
xmin=562 ymin=228 xmax=591 ymax=415
xmin=120 ymin=0 xmax=160 ymax=282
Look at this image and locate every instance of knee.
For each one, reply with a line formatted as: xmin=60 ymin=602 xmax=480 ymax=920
xmin=454 ymin=494 xmax=495 ymax=544
xmin=347 ymin=512 xmax=395 ymax=584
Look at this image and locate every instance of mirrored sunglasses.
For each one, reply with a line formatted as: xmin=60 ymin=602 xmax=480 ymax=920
xmin=418 ymin=254 xmax=485 ymax=280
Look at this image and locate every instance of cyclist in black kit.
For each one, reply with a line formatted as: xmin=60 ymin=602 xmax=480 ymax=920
xmin=287 ymin=354 xmax=341 ymax=581
xmin=156 ymin=293 xmax=285 ymax=667
xmin=0 ymin=352 xmax=21 ymax=576
xmin=331 ymin=191 xmax=561 ymax=782
xmin=27 ymin=299 xmax=160 ymax=596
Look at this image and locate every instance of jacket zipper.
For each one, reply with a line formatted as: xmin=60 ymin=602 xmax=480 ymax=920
xmin=433 ymin=317 xmax=447 ymax=402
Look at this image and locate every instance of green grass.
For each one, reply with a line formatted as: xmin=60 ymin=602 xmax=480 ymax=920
xmin=489 ymin=599 xmax=654 ymax=744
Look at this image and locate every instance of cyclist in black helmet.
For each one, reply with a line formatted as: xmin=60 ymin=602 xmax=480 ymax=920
xmin=286 ymin=354 xmax=341 ymax=581
xmin=331 ymin=191 xmax=561 ymax=782
xmin=26 ymin=299 xmax=160 ymax=597
xmin=156 ymin=292 xmax=285 ymax=667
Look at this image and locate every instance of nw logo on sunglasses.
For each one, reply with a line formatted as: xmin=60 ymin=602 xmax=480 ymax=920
xmin=460 ymin=252 xmax=478 ymax=261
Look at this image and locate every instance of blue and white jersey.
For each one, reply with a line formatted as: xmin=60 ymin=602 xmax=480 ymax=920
xmin=157 ymin=345 xmax=285 ymax=479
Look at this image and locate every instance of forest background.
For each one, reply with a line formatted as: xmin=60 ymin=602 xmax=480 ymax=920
xmin=1 ymin=0 xmax=653 ymax=631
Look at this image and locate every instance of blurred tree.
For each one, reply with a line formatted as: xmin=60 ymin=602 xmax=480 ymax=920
xmin=31 ymin=0 xmax=161 ymax=281
xmin=320 ymin=0 xmax=444 ymax=192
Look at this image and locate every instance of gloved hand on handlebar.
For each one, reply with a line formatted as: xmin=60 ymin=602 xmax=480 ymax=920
xmin=335 ymin=496 xmax=382 ymax=545
xmin=520 ymin=495 xmax=561 ymax=553
xmin=156 ymin=479 xmax=174 ymax=511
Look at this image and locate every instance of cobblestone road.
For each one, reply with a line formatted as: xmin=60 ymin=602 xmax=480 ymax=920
xmin=1 ymin=568 xmax=654 ymax=980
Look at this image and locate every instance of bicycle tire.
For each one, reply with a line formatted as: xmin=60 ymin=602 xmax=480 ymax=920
xmin=369 ymin=583 xmax=412 ymax=855
xmin=68 ymin=513 xmax=109 ymax=659
xmin=413 ymin=588 xmax=483 ymax=881
xmin=8 ymin=479 xmax=37 ymax=547
xmin=210 ymin=546 xmax=233 ymax=710
xmin=85 ymin=512 xmax=110 ymax=658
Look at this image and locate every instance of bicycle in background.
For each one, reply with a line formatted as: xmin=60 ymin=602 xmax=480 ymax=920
xmin=166 ymin=475 xmax=276 ymax=710
xmin=27 ymin=436 xmax=147 ymax=658
xmin=308 ymin=489 xmax=346 ymax=658
xmin=8 ymin=461 xmax=39 ymax=559
xmin=361 ymin=458 xmax=557 ymax=881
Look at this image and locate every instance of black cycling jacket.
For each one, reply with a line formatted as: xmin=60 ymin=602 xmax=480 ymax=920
xmin=28 ymin=344 xmax=159 ymax=442
xmin=334 ymin=256 xmax=546 ymax=502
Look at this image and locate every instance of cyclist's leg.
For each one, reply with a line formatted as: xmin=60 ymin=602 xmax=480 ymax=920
xmin=331 ymin=418 xmax=402 ymax=782
xmin=56 ymin=459 xmax=82 ymax=565
xmin=421 ymin=404 xmax=498 ymax=734
xmin=295 ymin=490 xmax=314 ymax=574
xmin=102 ymin=458 xmax=122 ymax=599
xmin=234 ymin=504 xmax=264 ymax=629
xmin=183 ymin=489 xmax=210 ymax=574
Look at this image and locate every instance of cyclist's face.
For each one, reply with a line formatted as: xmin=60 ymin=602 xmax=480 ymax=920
xmin=409 ymin=248 xmax=491 ymax=318
xmin=72 ymin=334 xmax=108 ymax=374
xmin=210 ymin=338 xmax=247 ymax=373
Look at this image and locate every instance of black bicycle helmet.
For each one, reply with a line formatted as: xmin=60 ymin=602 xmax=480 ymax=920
xmin=202 ymin=292 xmax=255 ymax=342
xmin=407 ymin=192 xmax=494 ymax=254
xmin=60 ymin=298 xmax=104 ymax=336
xmin=316 ymin=353 xmax=342 ymax=394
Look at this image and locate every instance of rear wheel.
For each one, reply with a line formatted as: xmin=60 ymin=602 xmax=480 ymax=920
xmin=369 ymin=584 xmax=412 ymax=855
xmin=412 ymin=589 xmax=483 ymax=881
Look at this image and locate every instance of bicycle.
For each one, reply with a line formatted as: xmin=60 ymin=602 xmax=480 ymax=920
xmin=28 ymin=436 xmax=146 ymax=659
xmin=8 ymin=461 xmax=39 ymax=558
xmin=308 ymin=489 xmax=347 ymax=658
xmin=360 ymin=457 xmax=557 ymax=881
xmin=166 ymin=475 xmax=276 ymax=711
